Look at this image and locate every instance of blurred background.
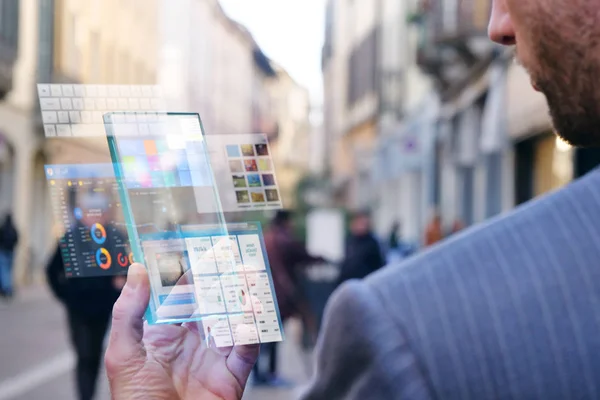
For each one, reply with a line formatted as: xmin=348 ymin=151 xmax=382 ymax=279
xmin=2 ymin=0 xmax=600 ymax=399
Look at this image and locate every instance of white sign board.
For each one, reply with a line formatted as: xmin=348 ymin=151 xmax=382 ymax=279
xmin=306 ymin=208 xmax=345 ymax=264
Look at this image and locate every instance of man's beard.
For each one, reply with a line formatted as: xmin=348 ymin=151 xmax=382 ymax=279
xmin=530 ymin=24 xmax=600 ymax=148
xmin=541 ymin=79 xmax=600 ymax=148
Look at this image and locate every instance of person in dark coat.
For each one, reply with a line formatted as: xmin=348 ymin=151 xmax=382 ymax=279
xmin=255 ymin=210 xmax=324 ymax=385
xmin=46 ymin=189 xmax=127 ymax=400
xmin=47 ymin=246 xmax=124 ymax=400
xmin=338 ymin=211 xmax=385 ymax=285
xmin=0 ymin=213 xmax=18 ymax=298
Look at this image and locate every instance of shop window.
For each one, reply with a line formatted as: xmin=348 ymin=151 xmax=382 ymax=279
xmin=534 ymin=134 xmax=572 ymax=196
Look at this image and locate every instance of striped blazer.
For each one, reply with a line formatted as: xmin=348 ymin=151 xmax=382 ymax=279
xmin=301 ymin=169 xmax=600 ymax=399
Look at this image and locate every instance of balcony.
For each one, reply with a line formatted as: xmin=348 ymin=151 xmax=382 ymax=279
xmin=413 ymin=0 xmax=492 ymax=93
xmin=417 ymin=0 xmax=490 ymax=45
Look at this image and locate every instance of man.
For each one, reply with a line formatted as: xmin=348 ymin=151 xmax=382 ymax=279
xmin=338 ymin=211 xmax=385 ymax=285
xmin=0 ymin=213 xmax=18 ymax=298
xmin=257 ymin=210 xmax=324 ymax=385
xmin=48 ymin=189 xmax=126 ymax=400
xmin=105 ymin=0 xmax=600 ymax=398
xmin=424 ymin=211 xmax=443 ymax=247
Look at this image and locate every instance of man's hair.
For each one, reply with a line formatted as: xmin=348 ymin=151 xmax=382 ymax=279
xmin=273 ymin=210 xmax=293 ymax=226
xmin=351 ymin=209 xmax=371 ymax=220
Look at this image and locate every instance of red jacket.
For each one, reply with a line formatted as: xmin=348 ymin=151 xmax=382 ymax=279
xmin=263 ymin=225 xmax=322 ymax=321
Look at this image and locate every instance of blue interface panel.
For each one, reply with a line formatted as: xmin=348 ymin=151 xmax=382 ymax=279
xmin=44 ymin=163 xmax=131 ymax=277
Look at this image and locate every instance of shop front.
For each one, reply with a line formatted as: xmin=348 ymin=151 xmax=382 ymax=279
xmin=506 ymin=61 xmax=575 ymax=205
xmin=514 ymin=132 xmax=574 ymax=205
xmin=574 ymin=147 xmax=600 ymax=178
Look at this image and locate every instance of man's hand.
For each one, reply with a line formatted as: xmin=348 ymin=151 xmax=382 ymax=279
xmin=105 ymin=264 xmax=259 ymax=400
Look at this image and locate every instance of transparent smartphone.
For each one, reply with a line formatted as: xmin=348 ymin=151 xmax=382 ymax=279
xmin=104 ymin=112 xmax=230 ymax=325
xmin=103 ymin=112 xmax=284 ymax=346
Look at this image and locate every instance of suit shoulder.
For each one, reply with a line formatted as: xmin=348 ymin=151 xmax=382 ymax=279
xmin=301 ymin=279 xmax=434 ymax=399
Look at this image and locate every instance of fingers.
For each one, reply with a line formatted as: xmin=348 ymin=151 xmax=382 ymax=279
xmin=226 ymin=344 xmax=260 ymax=388
xmin=105 ymin=263 xmax=150 ymax=374
xmin=175 ymin=267 xmax=194 ymax=286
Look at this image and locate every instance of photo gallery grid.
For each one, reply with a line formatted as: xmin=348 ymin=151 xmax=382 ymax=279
xmin=226 ymin=143 xmax=280 ymax=205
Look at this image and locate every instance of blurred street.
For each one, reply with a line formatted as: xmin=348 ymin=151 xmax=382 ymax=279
xmin=0 ymin=287 xmax=311 ymax=400
xmin=3 ymin=0 xmax=600 ymax=398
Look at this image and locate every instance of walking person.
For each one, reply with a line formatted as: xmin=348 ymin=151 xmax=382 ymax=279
xmin=337 ymin=211 xmax=385 ymax=286
xmin=46 ymin=190 xmax=127 ymax=400
xmin=424 ymin=210 xmax=443 ymax=247
xmin=0 ymin=213 xmax=18 ymax=299
xmin=387 ymin=220 xmax=415 ymax=263
xmin=255 ymin=210 xmax=325 ymax=386
xmin=47 ymin=246 xmax=125 ymax=400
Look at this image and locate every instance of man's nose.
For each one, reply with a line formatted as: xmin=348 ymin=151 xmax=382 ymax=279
xmin=488 ymin=0 xmax=516 ymax=45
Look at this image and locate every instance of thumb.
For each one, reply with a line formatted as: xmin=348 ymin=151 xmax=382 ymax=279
xmin=105 ymin=263 xmax=150 ymax=375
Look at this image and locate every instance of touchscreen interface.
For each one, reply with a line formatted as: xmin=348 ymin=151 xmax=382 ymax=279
xmin=44 ymin=163 xmax=131 ymax=277
xmin=103 ymin=112 xmax=284 ymax=344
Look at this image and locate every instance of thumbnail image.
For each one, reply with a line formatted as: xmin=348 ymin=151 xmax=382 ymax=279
xmin=244 ymin=159 xmax=258 ymax=172
xmin=250 ymin=190 xmax=266 ymax=203
xmin=265 ymin=189 xmax=280 ymax=202
xmin=261 ymin=174 xmax=275 ymax=186
xmin=157 ymin=251 xmax=188 ymax=287
xmin=257 ymin=159 xmax=272 ymax=172
xmin=255 ymin=144 xmax=269 ymax=156
xmin=241 ymin=144 xmax=255 ymax=157
xmin=232 ymin=175 xmax=247 ymax=188
xmin=236 ymin=190 xmax=250 ymax=204
xmin=229 ymin=160 xmax=244 ymax=173
xmin=226 ymin=145 xmax=241 ymax=158
xmin=247 ymin=174 xmax=262 ymax=187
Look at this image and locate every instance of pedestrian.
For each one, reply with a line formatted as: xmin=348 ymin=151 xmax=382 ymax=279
xmin=337 ymin=210 xmax=385 ymax=286
xmin=256 ymin=209 xmax=325 ymax=386
xmin=47 ymin=247 xmax=125 ymax=400
xmin=387 ymin=220 xmax=415 ymax=263
xmin=424 ymin=210 xmax=443 ymax=246
xmin=46 ymin=190 xmax=126 ymax=400
xmin=0 ymin=213 xmax=18 ymax=299
xmin=103 ymin=0 xmax=600 ymax=398
xmin=450 ymin=218 xmax=465 ymax=235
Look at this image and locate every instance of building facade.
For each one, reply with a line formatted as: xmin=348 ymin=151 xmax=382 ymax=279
xmin=0 ymin=0 xmax=161 ymax=285
xmin=323 ymin=0 xmax=434 ymax=241
xmin=159 ymin=0 xmax=272 ymax=138
xmin=388 ymin=0 xmax=600 ymax=246
xmin=267 ymin=64 xmax=311 ymax=207
xmin=160 ymin=0 xmax=305 ymax=208
xmin=0 ymin=0 xmax=53 ymax=286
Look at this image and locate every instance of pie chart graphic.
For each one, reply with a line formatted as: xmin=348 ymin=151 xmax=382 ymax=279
xmin=117 ymin=252 xmax=129 ymax=267
xmin=96 ymin=248 xmax=112 ymax=270
xmin=90 ymin=223 xmax=107 ymax=245
xmin=128 ymin=253 xmax=134 ymax=265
